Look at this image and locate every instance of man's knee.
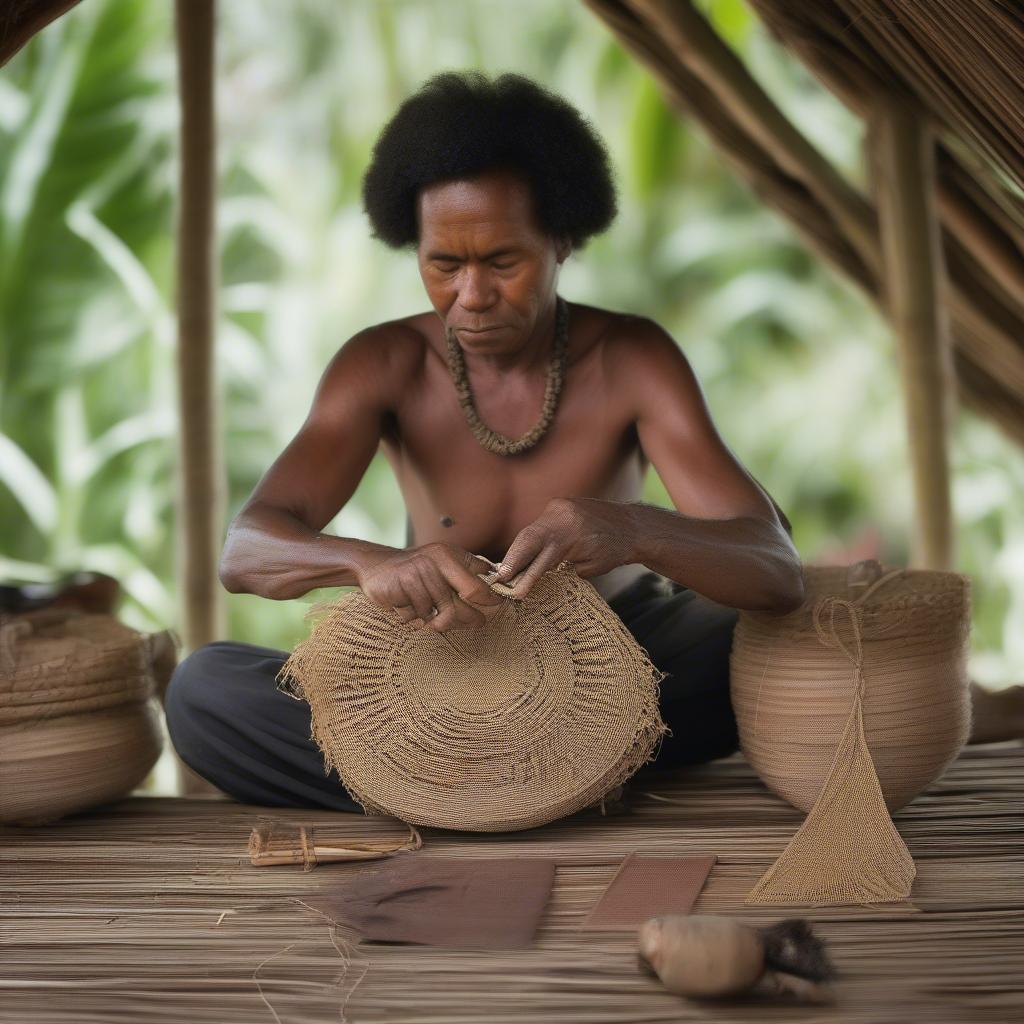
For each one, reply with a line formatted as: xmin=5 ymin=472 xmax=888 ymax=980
xmin=164 ymin=642 xmax=235 ymax=754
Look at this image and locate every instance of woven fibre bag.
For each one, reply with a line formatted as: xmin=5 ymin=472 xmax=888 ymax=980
xmin=0 ymin=698 xmax=163 ymax=826
xmin=730 ymin=558 xmax=971 ymax=907
xmin=0 ymin=606 xmax=161 ymax=724
xmin=277 ymin=561 xmax=671 ymax=832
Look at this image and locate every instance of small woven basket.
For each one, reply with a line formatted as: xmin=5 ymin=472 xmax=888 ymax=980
xmin=277 ymin=561 xmax=671 ymax=832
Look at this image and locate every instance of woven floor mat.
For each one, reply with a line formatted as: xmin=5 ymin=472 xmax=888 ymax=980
xmin=2 ymin=743 xmax=1021 ymax=1022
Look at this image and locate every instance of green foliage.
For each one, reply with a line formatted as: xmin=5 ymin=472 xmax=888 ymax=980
xmin=1 ymin=0 xmax=1021 ymax=708
xmin=0 ymin=0 xmax=177 ymax=628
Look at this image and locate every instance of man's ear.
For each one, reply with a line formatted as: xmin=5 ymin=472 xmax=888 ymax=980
xmin=555 ymin=236 xmax=573 ymax=264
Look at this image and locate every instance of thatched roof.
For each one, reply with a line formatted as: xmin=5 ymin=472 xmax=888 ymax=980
xmin=3 ymin=0 xmax=1022 ymax=448
xmin=586 ymin=0 xmax=1024 ymax=448
xmin=0 ymin=0 xmax=80 ymax=64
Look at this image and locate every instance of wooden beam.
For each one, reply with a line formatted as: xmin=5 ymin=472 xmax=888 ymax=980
xmin=627 ymin=0 xmax=881 ymax=279
xmin=868 ymin=98 xmax=957 ymax=571
xmin=174 ymin=0 xmax=225 ymax=795
xmin=582 ymin=0 xmax=876 ymax=293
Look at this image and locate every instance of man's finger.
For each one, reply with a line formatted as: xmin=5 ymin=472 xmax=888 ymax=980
xmin=418 ymin=564 xmax=462 ymax=630
xmin=508 ymin=545 xmax=562 ymax=599
xmin=433 ymin=552 xmax=503 ymax=608
xmin=406 ymin=566 xmax=439 ymax=625
xmin=496 ymin=527 xmax=546 ymax=584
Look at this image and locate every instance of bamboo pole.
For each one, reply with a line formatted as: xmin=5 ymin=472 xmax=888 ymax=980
xmin=173 ymin=0 xmax=225 ymax=795
xmin=868 ymin=99 xmax=957 ymax=571
xmin=937 ymin=181 xmax=1024 ymax=304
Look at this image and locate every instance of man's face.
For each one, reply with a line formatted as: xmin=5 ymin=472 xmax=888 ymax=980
xmin=416 ymin=168 xmax=570 ymax=356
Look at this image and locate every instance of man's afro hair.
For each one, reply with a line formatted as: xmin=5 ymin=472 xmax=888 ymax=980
xmin=361 ymin=70 xmax=618 ymax=251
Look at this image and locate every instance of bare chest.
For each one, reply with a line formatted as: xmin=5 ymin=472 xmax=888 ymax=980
xmin=380 ymin=347 xmax=647 ymax=567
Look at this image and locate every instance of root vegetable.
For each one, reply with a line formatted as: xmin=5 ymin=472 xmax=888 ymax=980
xmin=637 ymin=914 xmax=837 ymax=1002
xmin=637 ymin=915 xmax=764 ymax=997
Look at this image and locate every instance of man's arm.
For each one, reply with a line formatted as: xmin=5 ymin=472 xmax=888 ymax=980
xmin=218 ymin=326 xmax=404 ymax=600
xmin=610 ymin=317 xmax=803 ymax=613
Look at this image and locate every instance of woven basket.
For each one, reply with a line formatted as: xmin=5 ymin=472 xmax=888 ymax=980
xmin=0 ymin=606 xmax=162 ymax=724
xmin=730 ymin=558 xmax=972 ymax=814
xmin=277 ymin=561 xmax=671 ymax=832
xmin=0 ymin=606 xmax=171 ymax=825
xmin=0 ymin=699 xmax=164 ymax=826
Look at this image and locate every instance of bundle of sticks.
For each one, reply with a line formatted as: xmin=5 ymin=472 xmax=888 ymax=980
xmin=248 ymin=818 xmax=423 ymax=870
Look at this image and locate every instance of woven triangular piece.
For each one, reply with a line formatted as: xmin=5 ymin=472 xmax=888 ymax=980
xmin=745 ymin=619 xmax=916 ymax=907
xmin=277 ymin=560 xmax=670 ymax=833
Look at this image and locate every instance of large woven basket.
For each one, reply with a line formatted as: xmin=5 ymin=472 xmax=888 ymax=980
xmin=0 ymin=606 xmax=169 ymax=825
xmin=277 ymin=561 xmax=670 ymax=832
xmin=730 ymin=558 xmax=972 ymax=814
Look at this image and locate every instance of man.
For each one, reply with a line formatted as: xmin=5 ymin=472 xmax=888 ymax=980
xmin=165 ymin=71 xmax=1015 ymax=811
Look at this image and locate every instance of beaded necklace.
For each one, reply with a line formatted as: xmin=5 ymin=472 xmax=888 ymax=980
xmin=444 ymin=295 xmax=569 ymax=457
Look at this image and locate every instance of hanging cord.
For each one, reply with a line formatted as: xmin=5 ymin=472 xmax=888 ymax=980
xmin=810 ymin=567 xmax=912 ymax=705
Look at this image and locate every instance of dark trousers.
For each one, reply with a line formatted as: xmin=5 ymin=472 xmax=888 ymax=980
xmin=164 ymin=572 xmax=740 ymax=812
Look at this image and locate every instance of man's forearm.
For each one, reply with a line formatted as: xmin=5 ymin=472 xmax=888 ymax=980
xmin=622 ymin=501 xmax=804 ymax=612
xmin=219 ymin=502 xmax=393 ymax=600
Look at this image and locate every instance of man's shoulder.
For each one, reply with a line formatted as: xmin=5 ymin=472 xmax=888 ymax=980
xmin=329 ymin=313 xmax=433 ymax=382
xmin=583 ymin=305 xmax=687 ymax=378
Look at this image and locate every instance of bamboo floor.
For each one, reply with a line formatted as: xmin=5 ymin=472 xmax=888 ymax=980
xmin=2 ymin=743 xmax=1022 ymax=1024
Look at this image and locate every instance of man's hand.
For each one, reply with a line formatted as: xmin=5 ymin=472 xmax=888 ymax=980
xmin=357 ymin=542 xmax=505 ymax=632
xmin=495 ymin=497 xmax=636 ymax=598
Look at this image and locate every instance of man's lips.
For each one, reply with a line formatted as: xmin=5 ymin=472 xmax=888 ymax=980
xmin=456 ymin=325 xmax=505 ymax=334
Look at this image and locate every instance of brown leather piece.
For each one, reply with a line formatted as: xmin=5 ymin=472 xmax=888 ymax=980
xmin=580 ymin=852 xmax=717 ymax=931
xmin=306 ymin=852 xmax=556 ymax=950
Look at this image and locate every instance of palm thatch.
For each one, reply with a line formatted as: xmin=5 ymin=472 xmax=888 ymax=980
xmin=0 ymin=0 xmax=81 ymax=65
xmin=585 ymin=0 xmax=1024 ymax=450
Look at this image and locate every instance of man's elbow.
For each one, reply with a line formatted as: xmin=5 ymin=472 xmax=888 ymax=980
xmin=218 ymin=543 xmax=252 ymax=595
xmin=765 ymin=561 xmax=805 ymax=614
xmin=218 ymin=561 xmax=244 ymax=595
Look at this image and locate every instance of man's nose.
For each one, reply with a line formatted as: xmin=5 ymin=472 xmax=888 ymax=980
xmin=458 ymin=265 xmax=497 ymax=312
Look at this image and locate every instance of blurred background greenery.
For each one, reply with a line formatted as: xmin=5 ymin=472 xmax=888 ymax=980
xmin=2 ymin=0 xmax=1021 ymax=794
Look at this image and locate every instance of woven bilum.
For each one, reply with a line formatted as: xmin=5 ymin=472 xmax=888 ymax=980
xmin=0 ymin=606 xmax=170 ymax=825
xmin=277 ymin=561 xmax=671 ymax=832
xmin=730 ymin=558 xmax=972 ymax=905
